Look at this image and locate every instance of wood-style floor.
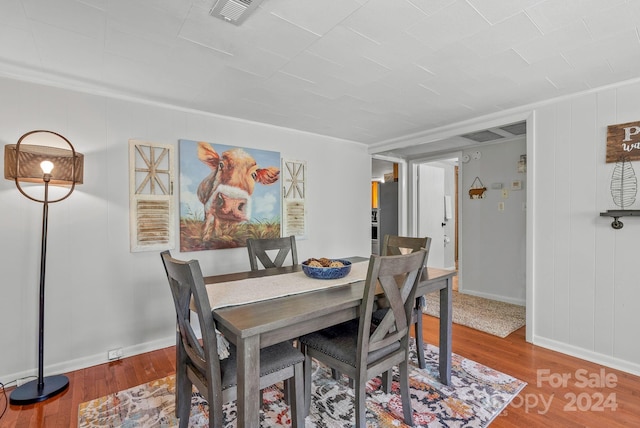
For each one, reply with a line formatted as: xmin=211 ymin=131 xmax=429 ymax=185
xmin=2 ymin=318 xmax=639 ymax=427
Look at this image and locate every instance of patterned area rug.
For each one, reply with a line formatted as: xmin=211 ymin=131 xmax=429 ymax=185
xmin=78 ymin=340 xmax=525 ymax=427
xmin=423 ymin=291 xmax=525 ymax=338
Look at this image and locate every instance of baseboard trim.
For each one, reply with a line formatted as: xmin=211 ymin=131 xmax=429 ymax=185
xmin=533 ymin=335 xmax=640 ymax=377
xmin=3 ymin=336 xmax=175 ymax=385
xmin=460 ymin=289 xmax=525 ymax=306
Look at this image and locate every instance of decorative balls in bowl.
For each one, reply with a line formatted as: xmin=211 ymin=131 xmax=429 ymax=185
xmin=302 ymin=258 xmax=352 ymax=280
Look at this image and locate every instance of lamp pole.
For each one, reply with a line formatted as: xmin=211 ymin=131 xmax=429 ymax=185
xmin=9 ymin=163 xmax=69 ymax=404
xmin=36 ymin=172 xmax=50 ymax=391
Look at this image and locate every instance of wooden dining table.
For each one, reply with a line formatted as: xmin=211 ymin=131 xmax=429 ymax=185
xmin=203 ymin=256 xmax=456 ymax=428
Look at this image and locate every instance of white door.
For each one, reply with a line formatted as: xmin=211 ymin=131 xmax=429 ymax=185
xmin=417 ymin=164 xmax=445 ymax=268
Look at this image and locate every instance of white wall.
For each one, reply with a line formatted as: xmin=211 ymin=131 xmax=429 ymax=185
xmin=532 ymin=84 xmax=640 ymax=375
xmin=0 ymin=76 xmax=371 ymax=383
xmin=460 ymin=140 xmax=527 ymax=305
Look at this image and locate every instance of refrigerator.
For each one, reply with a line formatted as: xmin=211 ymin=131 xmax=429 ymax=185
xmin=372 ymin=181 xmax=398 ymax=255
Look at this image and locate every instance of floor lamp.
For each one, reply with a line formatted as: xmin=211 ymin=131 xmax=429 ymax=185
xmin=4 ymin=130 xmax=84 ymax=405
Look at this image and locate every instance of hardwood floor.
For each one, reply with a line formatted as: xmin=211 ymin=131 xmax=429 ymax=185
xmin=2 ymin=318 xmax=639 ymax=427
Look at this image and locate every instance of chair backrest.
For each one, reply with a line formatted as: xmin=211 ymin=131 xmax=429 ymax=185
xmin=160 ymin=251 xmax=223 ymax=399
xmin=382 ymin=234 xmax=432 ymax=257
xmin=246 ymin=235 xmax=298 ymax=271
xmin=357 ymin=250 xmax=428 ymax=366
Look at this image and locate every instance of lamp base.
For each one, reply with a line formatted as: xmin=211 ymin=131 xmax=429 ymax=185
xmin=9 ymin=375 xmax=69 ymax=405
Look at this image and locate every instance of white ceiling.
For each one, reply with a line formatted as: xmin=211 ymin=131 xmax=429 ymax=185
xmin=1 ymin=0 xmax=640 ymax=148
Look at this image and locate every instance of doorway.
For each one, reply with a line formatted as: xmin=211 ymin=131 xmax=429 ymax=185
xmin=373 ymin=118 xmax=532 ymax=342
xmin=412 ymin=139 xmax=527 ymax=307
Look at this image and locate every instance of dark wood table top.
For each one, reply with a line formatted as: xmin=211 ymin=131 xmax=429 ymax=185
xmin=204 ymin=258 xmax=455 ymax=341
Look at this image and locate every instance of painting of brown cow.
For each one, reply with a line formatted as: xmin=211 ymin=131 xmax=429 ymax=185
xmin=179 ymin=139 xmax=281 ymax=251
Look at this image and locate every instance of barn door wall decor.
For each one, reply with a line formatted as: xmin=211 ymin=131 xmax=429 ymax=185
xmin=282 ymin=159 xmax=307 ymax=239
xmin=178 ymin=139 xmax=281 ymax=251
xmin=128 ymin=140 xmax=175 ymax=252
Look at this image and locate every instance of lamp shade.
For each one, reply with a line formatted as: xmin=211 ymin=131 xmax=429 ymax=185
xmin=4 ymin=143 xmax=84 ymax=185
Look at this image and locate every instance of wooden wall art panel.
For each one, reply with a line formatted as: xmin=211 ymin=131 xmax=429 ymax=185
xmin=282 ymin=159 xmax=307 ymax=238
xmin=129 ymin=140 xmax=175 ymax=252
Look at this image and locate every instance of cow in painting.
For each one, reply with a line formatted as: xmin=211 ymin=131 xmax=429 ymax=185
xmin=197 ymin=142 xmax=279 ymax=240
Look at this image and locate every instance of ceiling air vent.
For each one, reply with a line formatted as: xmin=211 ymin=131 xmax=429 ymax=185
xmin=499 ymin=121 xmax=527 ymax=136
xmin=461 ymin=130 xmax=505 ymax=143
xmin=210 ymin=0 xmax=265 ymax=25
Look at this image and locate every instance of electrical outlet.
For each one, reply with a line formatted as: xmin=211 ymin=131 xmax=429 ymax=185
xmin=108 ymin=348 xmax=123 ymax=361
xmin=502 ymin=189 xmax=509 ymax=199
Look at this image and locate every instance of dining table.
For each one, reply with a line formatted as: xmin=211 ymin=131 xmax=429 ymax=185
xmin=203 ymin=256 xmax=456 ymax=428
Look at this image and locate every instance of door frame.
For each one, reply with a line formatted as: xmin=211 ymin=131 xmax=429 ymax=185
xmin=373 ymin=111 xmax=534 ymax=343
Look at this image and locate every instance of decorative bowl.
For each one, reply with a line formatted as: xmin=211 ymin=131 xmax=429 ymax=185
xmin=301 ymin=259 xmax=352 ymax=280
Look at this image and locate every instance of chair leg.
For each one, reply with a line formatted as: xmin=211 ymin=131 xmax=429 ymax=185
xmin=331 ymin=369 xmax=355 ymax=389
xmin=381 ymin=370 xmax=392 ymax=393
xmin=283 ymin=338 xmax=299 ymax=406
xmin=415 ymin=297 xmax=426 ymax=369
xmin=176 ymin=374 xmax=192 ymax=428
xmin=355 ymin=377 xmax=367 ymax=428
xmin=175 ymin=344 xmax=192 ymax=428
xmin=290 ymin=362 xmax=305 ymax=428
xmin=414 ymin=312 xmax=426 ymax=369
xmin=303 ymin=346 xmax=313 ymax=417
xmin=398 ymin=361 xmax=414 ymax=427
xmin=331 ymin=368 xmax=341 ymax=380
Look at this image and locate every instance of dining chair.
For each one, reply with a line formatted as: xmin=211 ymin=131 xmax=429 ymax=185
xmin=246 ymin=235 xmax=300 ymax=404
xmin=299 ymin=250 xmax=428 ymax=427
xmin=246 ymin=235 xmax=298 ymax=271
xmin=377 ymin=234 xmax=432 ymax=370
xmin=160 ymin=251 xmax=305 ymax=428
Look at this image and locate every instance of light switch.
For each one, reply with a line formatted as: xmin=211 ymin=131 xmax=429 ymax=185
xmin=498 ymin=202 xmax=505 ymax=211
xmin=502 ymin=189 xmax=509 ymax=199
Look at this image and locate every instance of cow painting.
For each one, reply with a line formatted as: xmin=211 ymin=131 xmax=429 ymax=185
xmin=195 ymin=142 xmax=280 ymax=241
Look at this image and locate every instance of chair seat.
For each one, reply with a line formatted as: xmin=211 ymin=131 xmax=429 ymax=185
xmin=299 ymin=320 xmax=401 ymax=368
xmin=219 ymin=341 xmax=304 ymax=390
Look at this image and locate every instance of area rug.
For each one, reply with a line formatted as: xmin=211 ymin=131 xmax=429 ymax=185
xmin=423 ymin=291 xmax=525 ymax=338
xmin=78 ymin=340 xmax=526 ymax=427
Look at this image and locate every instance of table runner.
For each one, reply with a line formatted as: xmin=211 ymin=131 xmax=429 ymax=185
xmin=205 ymin=261 xmax=369 ymax=310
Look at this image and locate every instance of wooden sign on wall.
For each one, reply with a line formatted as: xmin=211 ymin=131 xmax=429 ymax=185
xmin=607 ymin=120 xmax=640 ymax=163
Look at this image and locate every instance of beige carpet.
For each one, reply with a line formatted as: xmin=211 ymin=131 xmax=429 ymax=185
xmin=423 ymin=291 xmax=525 ymax=338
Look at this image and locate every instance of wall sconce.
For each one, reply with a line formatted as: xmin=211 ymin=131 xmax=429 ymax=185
xmin=4 ymin=130 xmax=84 ymax=404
